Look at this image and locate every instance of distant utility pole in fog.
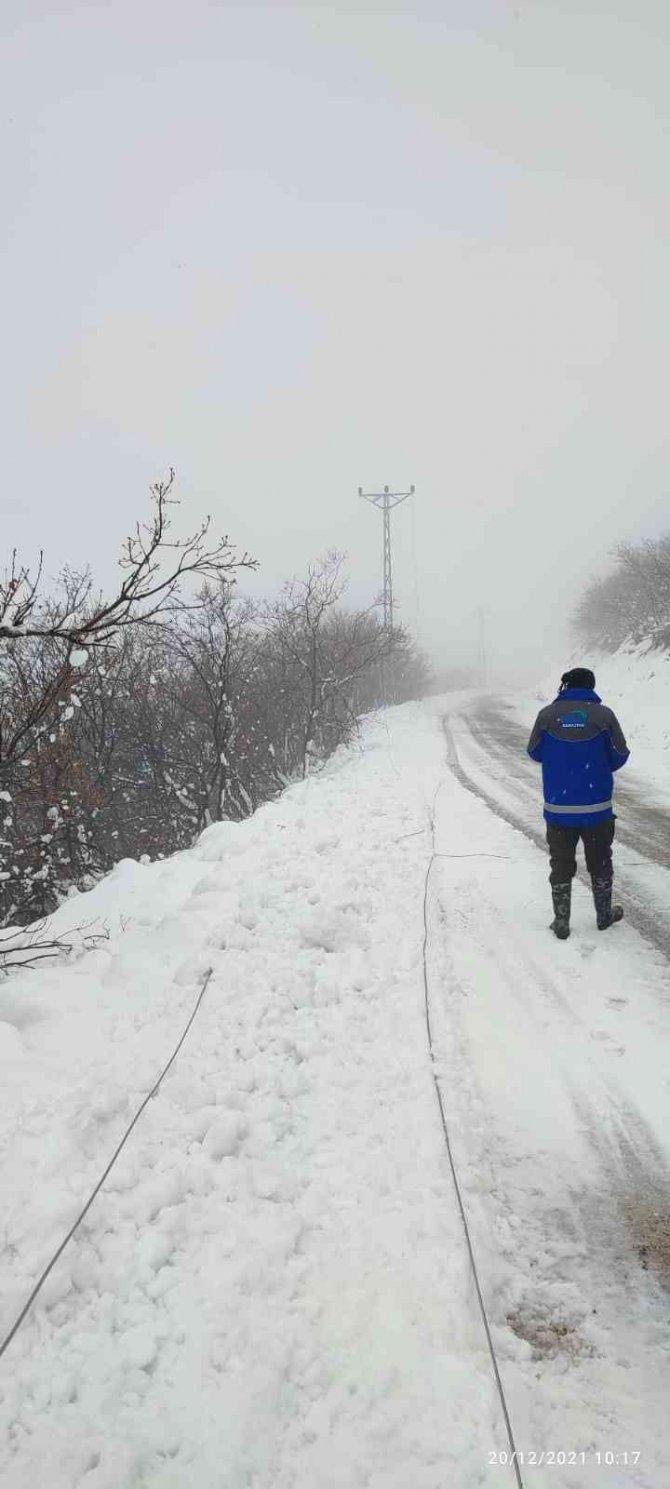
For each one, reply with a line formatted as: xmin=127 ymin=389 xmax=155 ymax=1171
xmin=477 ymin=607 xmax=487 ymax=685
xmin=358 ymin=484 xmax=415 ymax=632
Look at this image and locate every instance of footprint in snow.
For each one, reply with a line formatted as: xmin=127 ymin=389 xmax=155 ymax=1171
xmin=203 ymin=1113 xmax=247 ymax=1159
xmin=590 ymin=1028 xmax=626 ymax=1057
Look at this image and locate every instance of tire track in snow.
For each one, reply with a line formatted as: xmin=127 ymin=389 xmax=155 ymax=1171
xmin=422 ymin=839 xmax=670 ymax=1489
xmin=442 ymin=703 xmax=670 ymax=1277
xmin=428 ymin=705 xmax=670 ymax=1477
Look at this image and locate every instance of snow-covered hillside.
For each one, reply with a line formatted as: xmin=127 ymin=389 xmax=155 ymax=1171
xmin=1 ymin=699 xmax=668 ymax=1489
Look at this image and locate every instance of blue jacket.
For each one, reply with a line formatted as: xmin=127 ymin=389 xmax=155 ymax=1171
xmin=527 ymin=688 xmax=629 ymax=827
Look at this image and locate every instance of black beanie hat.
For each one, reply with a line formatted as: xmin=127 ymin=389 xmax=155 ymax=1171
xmin=560 ymin=666 xmax=595 ymax=692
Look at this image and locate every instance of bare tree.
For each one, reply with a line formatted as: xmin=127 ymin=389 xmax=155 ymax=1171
xmin=0 ymin=471 xmax=255 ymax=645
xmin=1 ymin=517 xmax=430 ymax=934
xmin=573 ymin=532 xmax=670 ymax=652
xmin=261 ymin=552 xmax=401 ymax=778
xmin=0 ymin=473 xmax=256 ymax=774
xmin=0 ymin=475 xmax=257 ymax=925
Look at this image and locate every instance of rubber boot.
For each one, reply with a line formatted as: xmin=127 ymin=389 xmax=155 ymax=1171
xmin=550 ymin=882 xmax=571 ymax=940
xmin=592 ymin=877 xmax=624 ymax=931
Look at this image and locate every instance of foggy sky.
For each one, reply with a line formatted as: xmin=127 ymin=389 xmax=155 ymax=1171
xmin=2 ymin=1 xmax=669 ymax=681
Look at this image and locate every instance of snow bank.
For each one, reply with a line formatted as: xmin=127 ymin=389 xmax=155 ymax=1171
xmin=1 ymin=697 xmax=668 ymax=1488
xmin=0 ymin=702 xmax=502 ymax=1489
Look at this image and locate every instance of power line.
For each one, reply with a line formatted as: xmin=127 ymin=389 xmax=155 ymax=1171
xmin=421 ymin=787 xmax=524 ymax=1489
xmin=476 ymin=607 xmax=487 ymax=686
xmin=410 ymin=492 xmax=422 ymax=635
xmin=0 ymin=966 xmax=214 ymax=1363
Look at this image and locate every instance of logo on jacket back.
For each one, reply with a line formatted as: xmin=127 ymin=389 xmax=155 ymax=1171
xmin=559 ymin=709 xmax=588 ymax=729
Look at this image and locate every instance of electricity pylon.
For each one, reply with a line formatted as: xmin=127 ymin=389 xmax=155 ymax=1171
xmin=358 ymin=484 xmax=415 ymax=632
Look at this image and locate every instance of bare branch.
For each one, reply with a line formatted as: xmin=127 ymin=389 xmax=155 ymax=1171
xmin=0 ymin=473 xmax=257 ymax=646
xmin=0 ymin=917 xmax=109 ymax=975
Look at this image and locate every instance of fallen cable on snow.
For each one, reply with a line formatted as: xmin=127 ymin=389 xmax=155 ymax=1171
xmin=0 ymin=965 xmax=214 ymax=1363
xmin=422 ymin=782 xmax=525 ymax=1489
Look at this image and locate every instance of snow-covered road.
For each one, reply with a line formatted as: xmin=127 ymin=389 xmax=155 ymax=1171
xmin=1 ymin=698 xmax=668 ymax=1489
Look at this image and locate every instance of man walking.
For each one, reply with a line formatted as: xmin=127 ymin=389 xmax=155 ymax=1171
xmin=527 ymin=667 xmax=630 ymax=940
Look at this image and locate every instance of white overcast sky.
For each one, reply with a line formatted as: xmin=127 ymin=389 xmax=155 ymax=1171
xmin=2 ymin=0 xmax=669 ymax=679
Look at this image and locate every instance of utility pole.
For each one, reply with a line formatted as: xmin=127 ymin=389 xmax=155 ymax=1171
xmin=358 ymin=484 xmax=415 ymax=632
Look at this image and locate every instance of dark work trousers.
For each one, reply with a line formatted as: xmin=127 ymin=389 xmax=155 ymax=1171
xmin=546 ymin=818 xmax=615 ymax=887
